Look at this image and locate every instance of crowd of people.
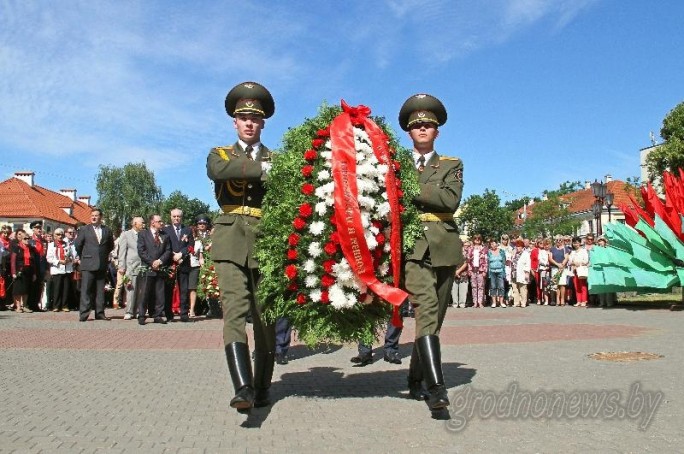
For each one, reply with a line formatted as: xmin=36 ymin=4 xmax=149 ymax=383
xmin=0 ymin=211 xmax=215 ymax=319
xmin=452 ymin=232 xmax=617 ymax=309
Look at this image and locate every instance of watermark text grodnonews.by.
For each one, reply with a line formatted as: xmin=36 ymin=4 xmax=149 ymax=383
xmin=446 ymin=382 xmax=663 ymax=432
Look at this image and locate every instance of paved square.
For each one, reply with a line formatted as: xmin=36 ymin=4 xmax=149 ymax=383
xmin=0 ymin=304 xmax=681 ymax=453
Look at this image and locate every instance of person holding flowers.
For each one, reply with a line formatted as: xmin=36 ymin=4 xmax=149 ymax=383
xmin=399 ymin=93 xmax=464 ymax=411
xmin=206 ymin=82 xmax=277 ymax=413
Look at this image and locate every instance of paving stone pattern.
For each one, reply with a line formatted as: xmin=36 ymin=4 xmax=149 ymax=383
xmin=0 ymin=305 xmax=682 ymax=453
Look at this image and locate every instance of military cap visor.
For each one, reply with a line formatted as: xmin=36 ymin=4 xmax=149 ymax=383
xmin=30 ymin=221 xmax=43 ymax=229
xmin=225 ymin=81 xmax=275 ymax=119
xmin=399 ymin=93 xmax=447 ymax=131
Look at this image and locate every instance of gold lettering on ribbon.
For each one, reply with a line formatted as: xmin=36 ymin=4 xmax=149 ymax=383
xmin=340 ymin=161 xmax=365 ymax=274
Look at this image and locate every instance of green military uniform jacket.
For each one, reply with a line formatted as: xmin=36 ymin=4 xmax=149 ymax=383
xmin=206 ymin=142 xmax=272 ymax=269
xmin=406 ymin=152 xmax=464 ymax=267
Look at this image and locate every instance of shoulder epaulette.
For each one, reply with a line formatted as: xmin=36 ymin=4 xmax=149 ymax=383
xmin=440 ymin=156 xmax=460 ymax=161
xmin=214 ymin=145 xmax=235 ymax=161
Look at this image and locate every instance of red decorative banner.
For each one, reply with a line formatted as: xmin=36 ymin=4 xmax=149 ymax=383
xmin=331 ymin=101 xmax=408 ymax=326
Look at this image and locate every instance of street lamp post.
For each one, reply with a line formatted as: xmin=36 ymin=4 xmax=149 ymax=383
xmin=590 ymin=179 xmax=613 ymax=236
xmin=605 ymin=192 xmax=614 ymax=223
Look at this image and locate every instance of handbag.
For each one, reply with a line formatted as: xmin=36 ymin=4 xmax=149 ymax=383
xmin=576 ymin=265 xmax=589 ymax=279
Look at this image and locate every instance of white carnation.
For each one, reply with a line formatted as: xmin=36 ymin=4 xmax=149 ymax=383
xmin=308 ymin=242 xmax=322 ymax=258
xmin=305 ymin=275 xmax=319 ymax=288
xmin=376 ymin=201 xmax=391 ymax=219
xmin=308 ymin=221 xmax=325 ymax=236
xmin=329 ymin=284 xmax=348 ymax=309
xmin=378 ymin=262 xmax=389 ymax=277
xmin=304 ymin=259 xmax=316 ymax=273
xmin=317 ymin=169 xmax=331 ymax=181
xmin=310 ymin=289 xmax=322 ymax=303
xmin=365 ymin=231 xmax=378 ymax=250
xmin=315 ymin=202 xmax=328 ymax=216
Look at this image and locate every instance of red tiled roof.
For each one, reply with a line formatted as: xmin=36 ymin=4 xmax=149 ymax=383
xmin=0 ymin=177 xmax=93 ymax=226
xmin=514 ymin=180 xmax=643 ymax=225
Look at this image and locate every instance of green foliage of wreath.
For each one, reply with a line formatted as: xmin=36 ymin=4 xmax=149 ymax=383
xmin=255 ymin=103 xmax=422 ymax=347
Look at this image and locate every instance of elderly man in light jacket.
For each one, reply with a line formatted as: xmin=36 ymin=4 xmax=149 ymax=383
xmin=117 ymin=217 xmax=144 ymax=320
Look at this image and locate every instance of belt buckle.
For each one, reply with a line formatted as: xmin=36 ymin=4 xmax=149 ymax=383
xmin=242 ymin=206 xmax=251 ymax=215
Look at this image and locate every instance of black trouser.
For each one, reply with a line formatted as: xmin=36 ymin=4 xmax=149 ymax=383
xmin=79 ymin=269 xmax=107 ymax=318
xmin=138 ymin=274 xmax=166 ymax=319
xmin=51 ymin=274 xmax=71 ymax=310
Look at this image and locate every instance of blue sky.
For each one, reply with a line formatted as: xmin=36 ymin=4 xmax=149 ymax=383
xmin=1 ymin=0 xmax=683 ymax=209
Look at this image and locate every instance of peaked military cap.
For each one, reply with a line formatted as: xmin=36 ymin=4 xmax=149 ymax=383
xmin=224 ymin=81 xmax=275 ymax=119
xmin=30 ymin=220 xmax=43 ymax=229
xmin=398 ymin=93 xmax=447 ymax=131
xmin=195 ymin=214 xmax=211 ymax=226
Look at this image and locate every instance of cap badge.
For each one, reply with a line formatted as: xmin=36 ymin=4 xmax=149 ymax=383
xmin=244 ymin=83 xmax=254 ymax=89
xmin=246 ymin=101 xmax=254 ymax=107
xmin=418 ymin=112 xmax=426 ymax=118
xmin=416 ymin=94 xmax=426 ymax=99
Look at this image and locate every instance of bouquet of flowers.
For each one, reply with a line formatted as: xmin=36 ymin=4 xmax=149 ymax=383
xmin=256 ymin=102 xmax=422 ymax=346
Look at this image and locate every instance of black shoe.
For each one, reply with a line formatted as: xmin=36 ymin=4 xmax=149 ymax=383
xmin=350 ymin=353 xmax=373 ymax=367
xmin=79 ymin=316 xmax=88 ymax=322
xmin=95 ymin=315 xmax=111 ymax=321
xmin=225 ymin=343 xmax=255 ymax=411
xmin=383 ymin=351 xmax=402 ymax=364
xmin=416 ymin=335 xmax=450 ymax=411
xmin=138 ymin=318 xmax=146 ymax=326
xmin=153 ymin=317 xmax=167 ymax=324
xmin=275 ymin=353 xmax=288 ymax=365
xmin=180 ymin=315 xmax=190 ymax=322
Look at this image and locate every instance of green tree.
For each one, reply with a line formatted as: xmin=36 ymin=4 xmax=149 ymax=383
xmin=522 ymin=195 xmax=580 ymax=238
xmin=95 ymin=163 xmax=163 ymax=231
xmin=457 ymin=189 xmax=514 ymax=240
xmin=645 ymin=101 xmax=684 ymax=181
xmin=159 ymin=190 xmax=211 ymax=225
xmin=543 ymin=180 xmax=583 ymax=198
xmin=504 ymin=196 xmax=533 ymax=212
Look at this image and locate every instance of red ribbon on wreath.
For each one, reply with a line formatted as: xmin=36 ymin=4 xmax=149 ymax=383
xmin=331 ymin=100 xmax=408 ymax=327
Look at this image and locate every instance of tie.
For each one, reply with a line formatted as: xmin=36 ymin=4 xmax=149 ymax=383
xmin=154 ymin=231 xmax=160 ymax=246
xmin=417 ymin=155 xmax=425 ymax=172
xmin=245 ymin=145 xmax=254 ymax=160
xmin=95 ymin=227 xmax=102 ymax=243
xmin=175 ymin=226 xmax=181 ymax=239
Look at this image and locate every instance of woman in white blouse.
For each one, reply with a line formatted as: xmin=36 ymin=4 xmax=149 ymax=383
xmin=568 ymin=236 xmax=590 ymax=307
xmin=46 ymin=228 xmax=76 ymax=312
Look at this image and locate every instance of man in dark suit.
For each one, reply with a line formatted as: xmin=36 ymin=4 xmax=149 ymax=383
xmin=399 ymin=94 xmax=464 ymax=412
xmin=136 ymin=214 xmax=172 ymax=325
xmin=74 ymin=208 xmax=115 ymax=321
xmin=162 ymin=208 xmax=194 ymax=322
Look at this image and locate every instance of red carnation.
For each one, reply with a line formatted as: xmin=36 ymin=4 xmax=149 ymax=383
xmin=287 ymin=249 xmax=298 ymax=260
xmin=317 ymin=128 xmax=330 ymax=137
xmin=396 ymin=189 xmax=404 ymax=198
xmin=301 ymin=183 xmax=315 ymax=195
xmin=304 ymin=149 xmax=317 ymax=161
xmin=376 ymin=233 xmax=386 ymax=245
xmin=321 ymin=274 xmax=335 ymax=288
xmin=320 ymin=291 xmax=330 ymax=304
xmin=393 ymin=160 xmax=401 ymax=171
xmin=399 ymin=204 xmax=405 ymax=213
xmin=372 ymin=220 xmax=383 ymax=230
xmin=299 ymin=203 xmax=313 ymax=218
xmin=296 ymin=293 xmax=307 ymax=305
xmin=188 ymin=246 xmax=195 ymax=255
xmin=324 ymin=241 xmax=337 ymax=255
xmin=285 ymin=264 xmax=298 ymax=280
xmin=373 ymin=247 xmax=383 ymax=259
xmin=287 ymin=282 xmax=299 ymax=291
xmin=329 ymin=231 xmax=340 ymax=244
xmin=293 ymin=217 xmax=307 ymax=230
xmin=288 ymin=233 xmax=300 ymax=246
xmin=323 ymin=259 xmax=336 ymax=273
xmin=302 ymin=165 xmax=314 ymax=177
xmin=311 ymin=138 xmax=325 ymax=148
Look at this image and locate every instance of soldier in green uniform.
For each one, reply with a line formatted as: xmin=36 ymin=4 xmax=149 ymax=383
xmin=399 ymin=93 xmax=464 ymax=411
xmin=206 ymin=81 xmax=276 ymax=413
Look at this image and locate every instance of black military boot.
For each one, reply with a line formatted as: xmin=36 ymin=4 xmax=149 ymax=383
xmin=416 ymin=335 xmax=450 ymax=410
xmin=253 ymin=351 xmax=275 ymax=408
xmin=225 ymin=342 xmax=255 ymax=411
xmin=407 ymin=343 xmax=428 ymax=401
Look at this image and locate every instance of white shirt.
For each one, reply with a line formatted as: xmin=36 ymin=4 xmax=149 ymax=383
xmin=238 ymin=140 xmax=262 ymax=160
xmin=412 ymin=150 xmax=434 ymax=169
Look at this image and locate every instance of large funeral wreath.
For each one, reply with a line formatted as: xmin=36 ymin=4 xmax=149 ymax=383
xmin=256 ymin=101 xmax=422 ymax=346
